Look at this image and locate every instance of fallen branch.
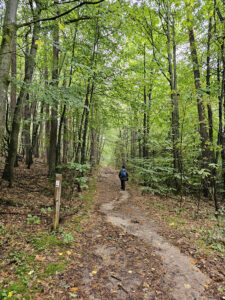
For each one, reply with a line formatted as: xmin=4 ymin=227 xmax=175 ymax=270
xmin=118 ymin=283 xmax=129 ymax=295
xmin=111 ymin=275 xmax=122 ymax=282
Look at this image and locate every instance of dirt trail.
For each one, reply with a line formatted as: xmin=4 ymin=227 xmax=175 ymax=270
xmin=100 ymin=174 xmax=209 ymax=300
xmin=54 ymin=167 xmax=213 ymax=299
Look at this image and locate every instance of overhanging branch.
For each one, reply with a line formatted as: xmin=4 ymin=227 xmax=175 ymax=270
xmin=17 ymin=0 xmax=104 ymax=28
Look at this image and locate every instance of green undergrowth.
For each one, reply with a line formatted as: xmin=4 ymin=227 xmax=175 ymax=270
xmin=0 ymin=177 xmax=97 ymax=300
xmin=0 ymin=198 xmax=23 ymax=207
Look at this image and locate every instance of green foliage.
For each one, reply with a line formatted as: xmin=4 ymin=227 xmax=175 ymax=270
xmin=61 ymin=232 xmax=74 ymax=244
xmin=128 ymin=157 xmax=176 ymax=196
xmin=58 ymin=162 xmax=90 ymax=193
xmin=26 ymin=215 xmax=40 ymax=225
xmin=201 ymin=206 xmax=225 ymax=253
xmin=40 ymin=207 xmax=52 ymax=214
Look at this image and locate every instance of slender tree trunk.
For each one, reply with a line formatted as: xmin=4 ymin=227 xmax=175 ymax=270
xmin=81 ymin=81 xmax=95 ymax=164
xmin=30 ymin=102 xmax=44 ymax=164
xmin=157 ymin=3 xmax=181 ymax=181
xmin=188 ymin=25 xmax=212 ymax=196
xmin=56 ymin=104 xmax=66 ymax=166
xmin=206 ymin=17 xmax=213 ymax=144
xmin=2 ymin=2 xmax=41 ymax=185
xmin=23 ymin=100 xmax=32 ymax=167
xmin=0 ymin=0 xmax=18 ymax=149
xmin=221 ymin=41 xmax=225 ymax=191
xmin=56 ymin=26 xmax=78 ymax=165
xmin=48 ymin=16 xmax=59 ymax=176
xmin=75 ymin=19 xmax=99 ymax=164
xmin=143 ymin=44 xmax=147 ymax=158
xmin=188 ymin=27 xmax=210 ymax=160
xmin=62 ymin=117 xmax=68 ymax=163
xmin=11 ymin=33 xmax=17 ymax=115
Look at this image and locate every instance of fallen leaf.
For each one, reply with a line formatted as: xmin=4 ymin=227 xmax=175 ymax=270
xmin=92 ymin=270 xmax=97 ymax=274
xmin=190 ymin=259 xmax=196 ymax=265
xmin=66 ymin=251 xmax=72 ymax=255
xmin=70 ymin=287 xmax=78 ymax=292
xmin=169 ymin=222 xmax=175 ymax=226
xmin=184 ymin=284 xmax=191 ymax=289
xmin=35 ymin=255 xmax=46 ymax=262
xmin=128 ymin=270 xmax=133 ymax=274
xmin=58 ymin=253 xmax=63 ymax=256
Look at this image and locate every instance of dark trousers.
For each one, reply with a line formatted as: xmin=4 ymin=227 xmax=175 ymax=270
xmin=121 ymin=180 xmax=126 ymax=191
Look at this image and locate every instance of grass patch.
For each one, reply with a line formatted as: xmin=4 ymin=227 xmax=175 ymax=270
xmin=164 ymin=215 xmax=186 ymax=228
xmin=81 ymin=177 xmax=96 ymax=213
xmin=73 ymin=215 xmax=86 ymax=231
xmin=31 ymin=233 xmax=64 ymax=251
xmin=148 ymin=200 xmax=166 ymax=210
xmin=41 ymin=263 xmax=66 ymax=277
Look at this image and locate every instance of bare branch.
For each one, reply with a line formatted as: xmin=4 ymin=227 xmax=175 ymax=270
xmin=17 ymin=0 xmax=104 ymax=28
xmin=216 ymin=8 xmax=225 ymax=22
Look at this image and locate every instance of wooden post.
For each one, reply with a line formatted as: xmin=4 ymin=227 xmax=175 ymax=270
xmin=53 ymin=174 xmax=62 ymax=230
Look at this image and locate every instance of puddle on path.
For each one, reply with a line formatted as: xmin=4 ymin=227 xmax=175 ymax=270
xmin=101 ymin=190 xmax=210 ymax=300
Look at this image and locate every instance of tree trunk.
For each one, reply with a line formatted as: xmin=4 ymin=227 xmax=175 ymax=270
xmin=62 ymin=117 xmax=68 ymax=163
xmin=23 ymin=100 xmax=32 ymax=167
xmin=221 ymin=40 xmax=225 ymax=191
xmin=0 ymin=0 xmax=18 ymax=149
xmin=2 ymin=2 xmax=41 ymax=186
xmin=143 ymin=43 xmax=147 ymax=158
xmin=11 ymin=32 xmax=17 ymax=115
xmin=188 ymin=25 xmax=212 ymax=196
xmin=81 ymin=80 xmax=95 ymax=164
xmin=75 ymin=19 xmax=99 ymax=164
xmin=48 ymin=18 xmax=59 ymax=176
xmin=188 ymin=27 xmax=210 ymax=161
xmin=206 ymin=17 xmax=213 ymax=144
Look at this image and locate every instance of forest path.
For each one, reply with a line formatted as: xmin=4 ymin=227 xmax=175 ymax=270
xmin=99 ymin=167 xmax=209 ymax=299
xmin=61 ymin=166 xmax=211 ymax=300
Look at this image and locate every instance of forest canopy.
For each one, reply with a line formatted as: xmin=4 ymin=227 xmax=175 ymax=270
xmin=0 ymin=0 xmax=225 ymax=212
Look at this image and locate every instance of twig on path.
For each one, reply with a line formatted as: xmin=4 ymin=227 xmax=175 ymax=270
xmin=111 ymin=274 xmax=122 ymax=281
xmin=118 ymin=283 xmax=129 ymax=294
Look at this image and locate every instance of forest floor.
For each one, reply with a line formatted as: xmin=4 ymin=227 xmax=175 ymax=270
xmin=0 ymin=163 xmax=224 ymax=299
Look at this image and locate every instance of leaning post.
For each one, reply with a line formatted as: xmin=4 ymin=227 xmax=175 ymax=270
xmin=53 ymin=174 xmax=62 ymax=230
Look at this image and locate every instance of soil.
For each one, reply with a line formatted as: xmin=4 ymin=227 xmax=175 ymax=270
xmin=47 ymin=167 xmax=224 ymax=299
xmin=0 ymin=165 xmax=224 ymax=299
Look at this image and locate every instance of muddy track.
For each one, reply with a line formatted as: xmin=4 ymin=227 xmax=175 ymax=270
xmin=53 ymin=167 xmax=212 ymax=299
xmin=100 ymin=173 xmax=209 ymax=299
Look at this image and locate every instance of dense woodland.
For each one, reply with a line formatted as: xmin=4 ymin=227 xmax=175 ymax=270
xmin=0 ymin=0 xmax=225 ymax=298
xmin=0 ymin=0 xmax=225 ymax=208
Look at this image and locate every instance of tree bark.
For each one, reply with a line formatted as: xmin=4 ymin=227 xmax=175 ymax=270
xmin=2 ymin=2 xmax=42 ymax=186
xmin=0 ymin=0 xmax=18 ymax=149
xmin=11 ymin=32 xmax=17 ymax=115
xmin=188 ymin=27 xmax=210 ymax=161
xmin=48 ymin=20 xmax=59 ymax=176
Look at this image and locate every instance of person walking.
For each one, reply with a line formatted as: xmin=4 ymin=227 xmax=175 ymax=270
xmin=119 ymin=165 xmax=128 ymax=191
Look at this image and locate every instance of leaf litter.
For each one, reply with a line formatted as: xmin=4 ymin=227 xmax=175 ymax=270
xmin=0 ymin=164 xmax=224 ymax=299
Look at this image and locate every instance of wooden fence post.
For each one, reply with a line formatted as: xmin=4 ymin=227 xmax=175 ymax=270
xmin=53 ymin=174 xmax=62 ymax=230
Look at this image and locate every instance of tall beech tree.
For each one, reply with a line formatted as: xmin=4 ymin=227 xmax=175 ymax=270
xmin=0 ymin=0 xmax=18 ymax=149
xmin=3 ymin=0 xmax=42 ymax=186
